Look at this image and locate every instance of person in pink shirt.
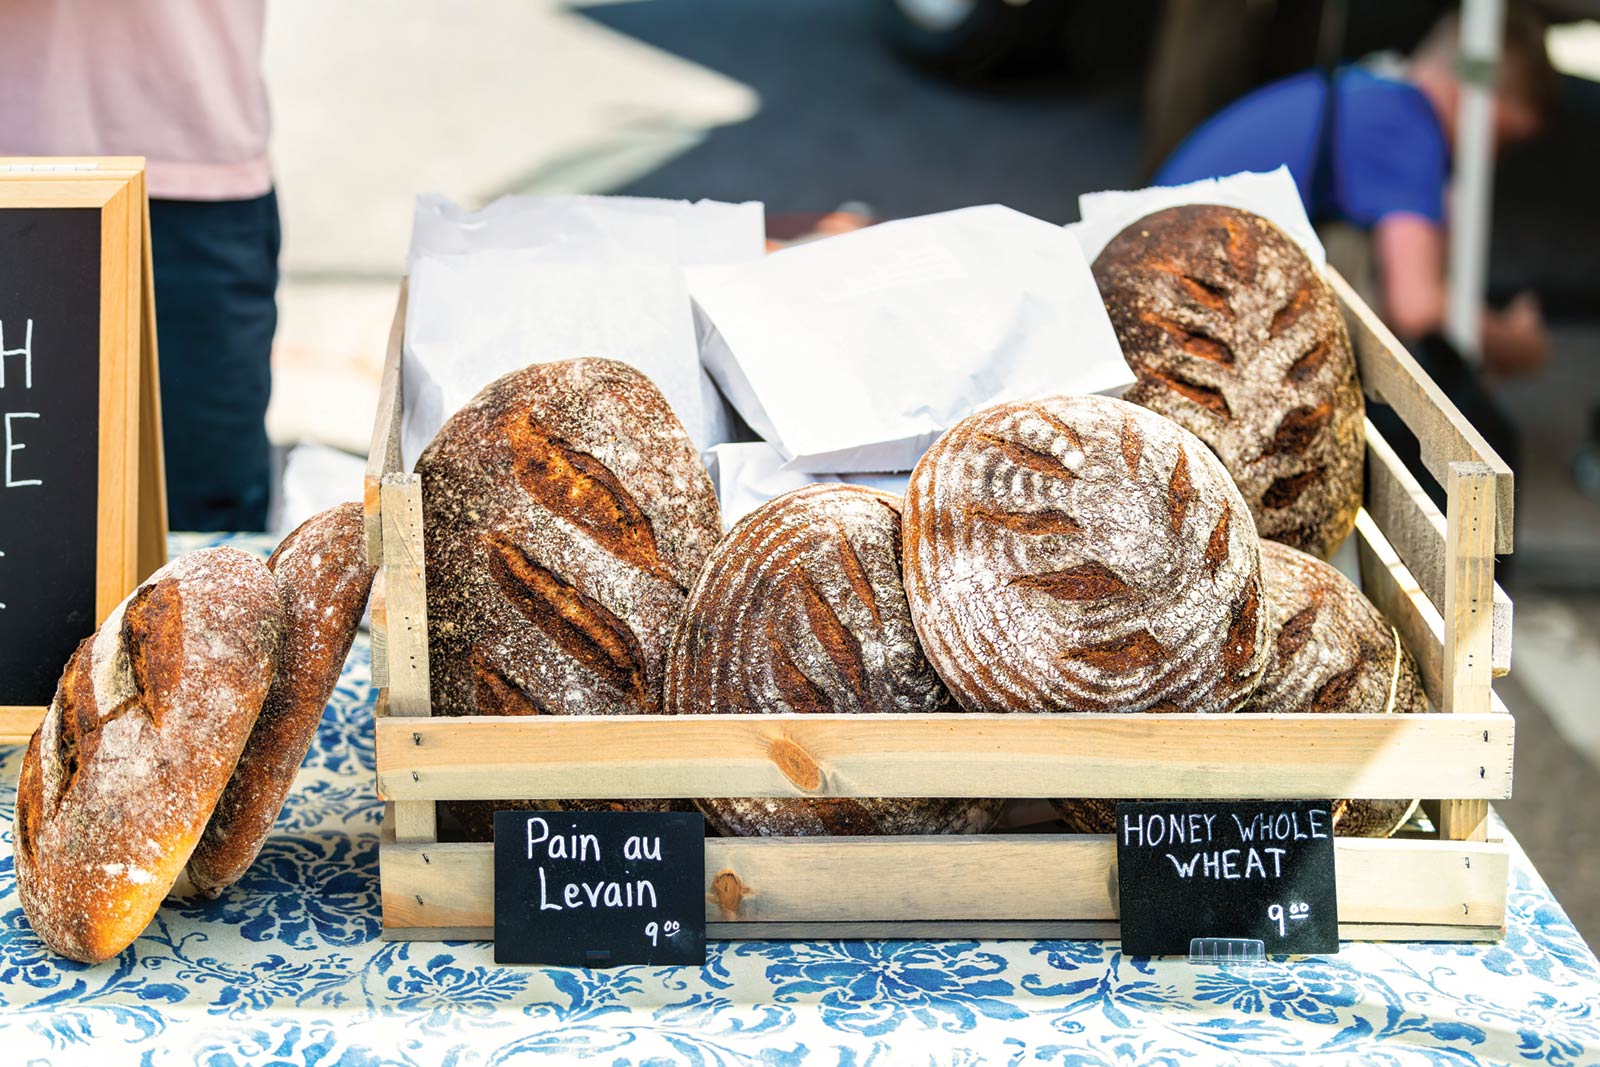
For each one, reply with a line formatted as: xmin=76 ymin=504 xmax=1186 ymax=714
xmin=0 ymin=1 xmax=278 ymax=531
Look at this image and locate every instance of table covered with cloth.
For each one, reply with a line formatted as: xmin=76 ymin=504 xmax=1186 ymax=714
xmin=2 ymin=534 xmax=1599 ymax=1066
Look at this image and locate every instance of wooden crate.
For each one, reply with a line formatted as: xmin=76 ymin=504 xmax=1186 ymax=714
xmin=364 ymin=269 xmax=1517 ymax=943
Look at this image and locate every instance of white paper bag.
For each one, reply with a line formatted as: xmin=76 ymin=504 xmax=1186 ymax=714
xmin=408 ymin=192 xmax=764 ymax=267
xmin=398 ymin=194 xmax=765 ymax=471
xmin=704 ymin=442 xmax=909 ymax=530
xmin=687 ymin=204 xmax=1132 ymax=474
xmin=403 ymin=253 xmax=716 ymax=471
xmin=1071 ymin=167 xmax=1325 ymax=269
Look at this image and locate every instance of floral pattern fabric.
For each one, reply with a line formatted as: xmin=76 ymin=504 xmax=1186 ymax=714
xmin=1 ymin=535 xmax=1597 ymax=1065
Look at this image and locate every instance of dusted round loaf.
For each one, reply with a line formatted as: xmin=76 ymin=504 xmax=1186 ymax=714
xmin=1247 ymin=538 xmax=1426 ymax=837
xmin=1092 ymin=204 xmax=1364 ymax=559
xmin=903 ymin=394 xmax=1268 ymax=714
xmin=13 ymin=548 xmax=284 ymax=961
xmin=187 ymin=503 xmax=376 ymax=895
xmin=666 ymin=483 xmax=1003 ymax=837
xmin=417 ymin=358 xmax=721 ymax=831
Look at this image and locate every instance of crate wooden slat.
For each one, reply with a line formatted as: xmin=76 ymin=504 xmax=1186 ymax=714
xmin=377 ymin=814 xmax=1508 ymax=936
xmin=364 ymin=264 xmax=1518 ymax=944
xmin=1328 ymin=268 xmax=1514 ymax=553
xmin=375 ymin=711 xmax=1512 ymax=801
xmin=1364 ymin=419 xmax=1511 ymax=676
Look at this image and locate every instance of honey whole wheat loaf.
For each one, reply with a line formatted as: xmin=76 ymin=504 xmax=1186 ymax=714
xmin=1247 ymin=538 xmax=1426 ymax=836
xmin=665 ymin=483 xmax=1004 ymax=836
xmin=186 ymin=503 xmax=376 ymax=895
xmin=13 ymin=548 xmax=283 ymax=962
xmin=1092 ymin=204 xmax=1364 ymax=559
xmin=1054 ymin=539 xmax=1429 ymax=837
xmin=902 ymin=394 xmax=1268 ymax=714
xmin=417 ymin=358 xmax=721 ymax=834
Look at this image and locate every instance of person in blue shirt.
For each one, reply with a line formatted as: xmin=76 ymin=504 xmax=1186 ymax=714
xmin=1156 ymin=10 xmax=1556 ymax=378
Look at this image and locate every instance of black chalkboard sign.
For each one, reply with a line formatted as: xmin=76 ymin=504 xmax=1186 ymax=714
xmin=494 ymin=809 xmax=707 ymax=967
xmin=0 ymin=208 xmax=102 ymax=706
xmin=1115 ymin=800 xmax=1339 ymax=957
xmin=0 ymin=159 xmax=165 ymax=736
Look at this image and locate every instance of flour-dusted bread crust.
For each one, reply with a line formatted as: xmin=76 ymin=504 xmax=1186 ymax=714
xmin=1247 ymin=538 xmax=1426 ymax=837
xmin=1093 ymin=204 xmax=1364 ymax=559
xmin=13 ymin=548 xmax=283 ymax=962
xmin=666 ymin=483 xmax=1003 ymax=837
xmin=903 ymin=394 xmax=1268 ymax=714
xmin=186 ymin=504 xmax=376 ymax=895
xmin=417 ymin=358 xmax=721 ymax=832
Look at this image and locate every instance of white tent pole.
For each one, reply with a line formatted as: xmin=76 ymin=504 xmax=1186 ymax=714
xmin=1447 ymin=0 xmax=1504 ymax=361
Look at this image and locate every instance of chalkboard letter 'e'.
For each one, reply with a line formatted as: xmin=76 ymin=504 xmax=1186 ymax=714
xmin=0 ymin=158 xmax=167 ymax=741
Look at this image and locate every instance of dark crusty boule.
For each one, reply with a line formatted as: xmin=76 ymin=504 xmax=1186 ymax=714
xmin=1052 ymin=540 xmax=1426 ymax=838
xmin=187 ymin=503 xmax=376 ymax=895
xmin=666 ymin=483 xmax=1003 ymax=837
xmin=902 ymin=393 xmax=1268 ymax=715
xmin=1092 ymin=204 xmax=1364 ymax=559
xmin=1248 ymin=538 xmax=1425 ymax=837
xmin=14 ymin=548 xmax=284 ymax=961
xmin=417 ymin=358 xmax=721 ymax=833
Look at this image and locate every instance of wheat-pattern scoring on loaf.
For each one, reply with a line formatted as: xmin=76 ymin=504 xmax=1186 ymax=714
xmin=13 ymin=547 xmax=283 ymax=962
xmin=1092 ymin=204 xmax=1364 ymax=559
xmin=187 ymin=503 xmax=376 ymax=895
xmin=1247 ymin=538 xmax=1426 ymax=837
xmin=665 ymin=483 xmax=1003 ymax=837
xmin=417 ymin=358 xmax=721 ymax=832
xmin=902 ymin=394 xmax=1268 ymax=714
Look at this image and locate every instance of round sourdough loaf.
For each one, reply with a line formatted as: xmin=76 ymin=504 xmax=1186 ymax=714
xmin=1092 ymin=204 xmax=1364 ymax=559
xmin=1247 ymin=538 xmax=1426 ymax=837
xmin=903 ymin=394 xmax=1268 ymax=715
xmin=417 ymin=358 xmax=721 ymax=831
xmin=666 ymin=483 xmax=1002 ymax=836
xmin=13 ymin=548 xmax=283 ymax=962
xmin=187 ymin=503 xmax=376 ymax=895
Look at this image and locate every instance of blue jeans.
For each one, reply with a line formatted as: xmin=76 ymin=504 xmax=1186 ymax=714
xmin=149 ymin=189 xmax=279 ymax=531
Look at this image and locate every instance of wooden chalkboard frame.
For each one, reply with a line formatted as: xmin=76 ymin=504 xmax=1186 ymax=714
xmin=0 ymin=158 xmax=167 ymax=743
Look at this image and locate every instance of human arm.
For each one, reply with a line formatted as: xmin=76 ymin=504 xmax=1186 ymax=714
xmin=1373 ymin=213 xmax=1548 ymax=375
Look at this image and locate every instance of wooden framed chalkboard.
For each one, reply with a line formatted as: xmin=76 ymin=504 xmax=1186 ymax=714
xmin=0 ymin=158 xmax=167 ymax=742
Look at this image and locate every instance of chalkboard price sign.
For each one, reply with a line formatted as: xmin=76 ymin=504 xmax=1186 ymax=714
xmin=493 ymin=810 xmax=707 ymax=968
xmin=0 ymin=158 xmax=166 ymax=740
xmin=1115 ymin=800 xmax=1339 ymax=957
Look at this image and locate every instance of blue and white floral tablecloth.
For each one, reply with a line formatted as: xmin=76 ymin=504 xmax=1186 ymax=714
xmin=3 ymin=534 xmax=1599 ymax=1065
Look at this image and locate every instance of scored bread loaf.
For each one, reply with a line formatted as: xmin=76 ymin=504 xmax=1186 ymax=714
xmin=1247 ymin=538 xmax=1426 ymax=837
xmin=903 ymin=394 xmax=1268 ymax=714
xmin=1092 ymin=204 xmax=1364 ymax=559
xmin=665 ymin=483 xmax=1003 ymax=837
xmin=13 ymin=548 xmax=283 ymax=961
xmin=186 ymin=503 xmax=376 ymax=895
xmin=1053 ymin=540 xmax=1427 ymax=837
xmin=417 ymin=358 xmax=721 ymax=833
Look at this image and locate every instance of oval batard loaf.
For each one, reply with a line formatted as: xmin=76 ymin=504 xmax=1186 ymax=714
xmin=903 ymin=393 xmax=1268 ymax=715
xmin=417 ymin=358 xmax=721 ymax=834
xmin=186 ymin=503 xmax=376 ymax=895
xmin=12 ymin=548 xmax=283 ymax=961
xmin=665 ymin=483 xmax=1003 ymax=836
xmin=1248 ymin=538 xmax=1426 ymax=837
xmin=1092 ymin=204 xmax=1364 ymax=559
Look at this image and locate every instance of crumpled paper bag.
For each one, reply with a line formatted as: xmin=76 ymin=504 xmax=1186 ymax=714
xmin=687 ymin=204 xmax=1132 ymax=474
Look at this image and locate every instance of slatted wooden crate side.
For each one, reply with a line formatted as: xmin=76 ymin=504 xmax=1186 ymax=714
xmin=1364 ymin=421 xmax=1511 ymax=676
xmin=1327 ymin=267 xmax=1513 ymax=553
